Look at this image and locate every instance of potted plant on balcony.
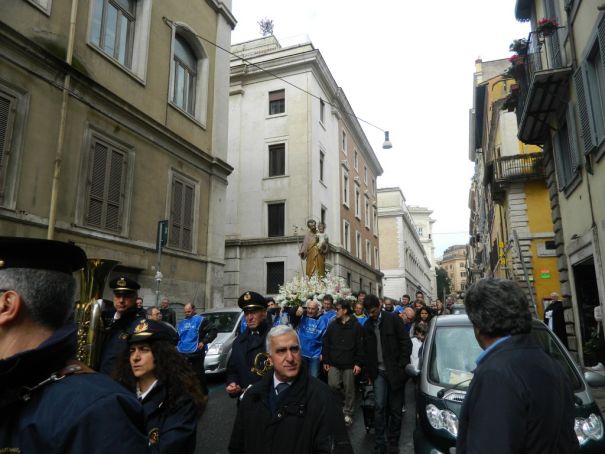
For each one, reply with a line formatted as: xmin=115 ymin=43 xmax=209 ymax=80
xmin=536 ymin=18 xmax=560 ymax=36
xmin=509 ymin=38 xmax=528 ymax=55
xmin=508 ymin=53 xmax=525 ymax=66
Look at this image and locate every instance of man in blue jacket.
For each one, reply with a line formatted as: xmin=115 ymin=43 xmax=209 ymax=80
xmin=293 ymin=299 xmax=328 ymax=377
xmin=177 ymin=302 xmax=217 ymax=396
xmin=457 ymin=278 xmax=578 ymax=453
xmin=0 ymin=237 xmax=147 ymax=453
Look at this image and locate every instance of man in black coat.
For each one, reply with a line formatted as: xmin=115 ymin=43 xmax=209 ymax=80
xmin=226 ymin=291 xmax=271 ymax=398
xmin=363 ymin=294 xmax=412 ymax=454
xmin=544 ymin=292 xmax=568 ymax=348
xmin=228 ymin=325 xmax=353 ymax=454
xmin=322 ymin=299 xmax=363 ymax=427
xmin=0 ymin=237 xmax=148 ymax=453
xmin=98 ymin=275 xmax=141 ymax=374
xmin=457 ymin=278 xmax=578 ymax=453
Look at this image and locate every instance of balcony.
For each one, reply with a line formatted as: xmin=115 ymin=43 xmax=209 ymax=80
xmin=515 ymin=30 xmax=572 ymax=145
xmin=494 ymin=152 xmax=544 ymax=184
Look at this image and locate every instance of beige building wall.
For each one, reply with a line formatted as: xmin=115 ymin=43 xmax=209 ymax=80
xmin=0 ymin=1 xmax=235 ymax=312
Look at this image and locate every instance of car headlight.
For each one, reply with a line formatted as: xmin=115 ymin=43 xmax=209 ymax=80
xmin=206 ymin=342 xmax=223 ymax=355
xmin=426 ymin=404 xmax=459 ymax=437
xmin=575 ymin=413 xmax=604 ymax=445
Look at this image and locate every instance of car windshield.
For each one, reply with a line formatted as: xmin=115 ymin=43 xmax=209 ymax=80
xmin=202 ymin=312 xmax=240 ymax=333
xmin=428 ymin=324 xmax=583 ymax=391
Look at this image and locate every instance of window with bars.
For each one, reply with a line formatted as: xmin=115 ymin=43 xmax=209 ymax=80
xmin=268 ymin=202 xmax=285 ymax=237
xmin=269 ymin=89 xmax=285 ymax=115
xmin=172 ymin=34 xmax=198 ymax=116
xmin=169 ymin=175 xmax=195 ymax=250
xmin=85 ymin=139 xmax=127 ymax=232
xmin=90 ymin=0 xmax=136 ymax=68
xmin=266 ymin=261 xmax=284 ymax=294
xmin=268 ymin=143 xmax=285 ymax=177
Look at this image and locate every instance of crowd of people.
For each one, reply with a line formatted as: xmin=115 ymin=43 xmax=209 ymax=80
xmin=1 ymin=236 xmax=582 ymax=454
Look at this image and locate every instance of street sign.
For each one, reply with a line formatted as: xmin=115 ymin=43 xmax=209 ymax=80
xmin=156 ymin=220 xmax=168 ymax=252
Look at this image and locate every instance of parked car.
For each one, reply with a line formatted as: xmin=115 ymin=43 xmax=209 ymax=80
xmin=202 ymin=307 xmax=243 ymax=375
xmin=407 ymin=314 xmax=605 ymax=453
xmin=448 ymin=303 xmax=466 ymax=315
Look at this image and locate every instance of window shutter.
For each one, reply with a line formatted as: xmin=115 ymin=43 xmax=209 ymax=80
xmin=182 ymin=182 xmax=194 ymax=250
xmin=105 ymin=149 xmax=125 ymax=231
xmin=573 ymin=66 xmax=597 ymax=154
xmin=599 ymin=15 xmax=605 ymax=76
xmin=269 ymin=90 xmax=284 ymax=101
xmin=566 ymin=105 xmax=580 ymax=172
xmin=170 ymin=179 xmax=183 ymax=247
xmin=0 ymin=92 xmax=15 ymax=203
xmin=87 ymin=142 xmax=108 ymax=227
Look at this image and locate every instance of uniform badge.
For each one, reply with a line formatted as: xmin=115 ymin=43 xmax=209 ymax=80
xmin=119 ymin=331 xmax=129 ymax=340
xmin=243 ymin=292 xmax=252 ymax=301
xmin=117 ymin=277 xmax=127 ymax=287
xmin=135 ymin=319 xmax=148 ymax=333
xmin=148 ymin=428 xmax=160 ymax=445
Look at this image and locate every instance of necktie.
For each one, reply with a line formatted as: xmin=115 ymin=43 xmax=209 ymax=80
xmin=275 ymin=382 xmax=289 ymax=395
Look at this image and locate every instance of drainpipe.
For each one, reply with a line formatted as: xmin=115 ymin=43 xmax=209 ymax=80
xmin=47 ymin=0 xmax=79 ymax=239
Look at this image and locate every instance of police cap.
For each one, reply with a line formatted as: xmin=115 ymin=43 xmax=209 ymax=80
xmin=109 ymin=276 xmax=140 ymax=294
xmin=0 ymin=237 xmax=86 ymax=274
xmin=238 ymin=291 xmax=267 ymax=312
xmin=128 ymin=318 xmax=179 ymax=345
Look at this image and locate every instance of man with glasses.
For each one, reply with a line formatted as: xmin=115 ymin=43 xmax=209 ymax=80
xmin=228 ymin=325 xmax=352 ymax=453
xmin=0 ymin=237 xmax=147 ymax=452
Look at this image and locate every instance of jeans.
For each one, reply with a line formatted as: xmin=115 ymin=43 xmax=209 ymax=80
xmin=373 ymin=370 xmax=403 ymax=449
xmin=327 ymin=367 xmax=355 ymax=416
xmin=304 ymin=356 xmax=321 ymax=377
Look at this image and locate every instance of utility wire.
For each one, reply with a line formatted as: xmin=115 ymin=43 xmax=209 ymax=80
xmin=162 ymin=17 xmax=387 ymax=134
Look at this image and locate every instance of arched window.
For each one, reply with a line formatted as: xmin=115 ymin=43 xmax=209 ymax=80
xmin=172 ymin=34 xmax=197 ymax=115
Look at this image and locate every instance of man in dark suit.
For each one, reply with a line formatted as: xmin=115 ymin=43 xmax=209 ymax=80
xmin=457 ymin=278 xmax=578 ymax=453
xmin=544 ymin=292 xmax=568 ymax=348
xmin=363 ymin=294 xmax=412 ymax=454
xmin=225 ymin=291 xmax=271 ymax=399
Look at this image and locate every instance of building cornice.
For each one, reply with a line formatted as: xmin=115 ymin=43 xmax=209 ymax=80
xmin=205 ymin=0 xmax=237 ymax=29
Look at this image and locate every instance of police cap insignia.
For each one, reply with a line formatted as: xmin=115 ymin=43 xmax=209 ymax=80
xmin=244 ymin=292 xmax=251 ymax=301
xmin=109 ymin=276 xmax=140 ymax=294
xmin=117 ymin=277 xmax=127 ymax=287
xmin=134 ymin=319 xmax=148 ymax=333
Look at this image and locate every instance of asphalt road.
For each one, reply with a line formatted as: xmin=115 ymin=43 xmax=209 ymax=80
xmin=196 ymin=374 xmax=416 ymax=454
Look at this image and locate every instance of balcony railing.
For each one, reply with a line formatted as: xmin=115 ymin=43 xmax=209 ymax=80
xmin=515 ymin=29 xmax=572 ymax=145
xmin=494 ymin=152 xmax=544 ymax=184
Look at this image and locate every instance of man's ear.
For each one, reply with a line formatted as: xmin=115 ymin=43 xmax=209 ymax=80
xmin=0 ymin=290 xmax=22 ymax=325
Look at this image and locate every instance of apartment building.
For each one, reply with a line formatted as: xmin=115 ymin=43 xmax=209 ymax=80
xmin=224 ymin=36 xmax=383 ymax=304
xmin=0 ymin=0 xmax=235 ymax=310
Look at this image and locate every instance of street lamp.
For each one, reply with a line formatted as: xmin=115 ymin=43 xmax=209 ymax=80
xmin=382 ymin=131 xmax=393 ymax=149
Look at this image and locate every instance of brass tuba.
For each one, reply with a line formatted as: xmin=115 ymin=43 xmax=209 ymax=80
xmin=75 ymin=258 xmax=119 ymax=369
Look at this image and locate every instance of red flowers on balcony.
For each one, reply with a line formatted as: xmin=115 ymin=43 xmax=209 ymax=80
xmin=537 ymin=18 xmax=560 ymax=36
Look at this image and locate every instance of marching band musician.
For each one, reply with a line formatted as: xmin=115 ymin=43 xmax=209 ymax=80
xmin=0 ymin=237 xmax=147 ymax=452
xmin=98 ymin=275 xmax=141 ymax=374
xmin=114 ymin=318 xmax=206 ymax=453
xmin=225 ymin=291 xmax=271 ymax=399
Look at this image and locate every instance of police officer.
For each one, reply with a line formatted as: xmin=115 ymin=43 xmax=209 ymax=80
xmin=98 ymin=275 xmax=141 ymax=374
xmin=225 ymin=291 xmax=271 ymax=398
xmin=0 ymin=237 xmax=147 ymax=452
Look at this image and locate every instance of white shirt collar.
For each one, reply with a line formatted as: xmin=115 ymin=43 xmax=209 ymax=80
xmin=136 ymin=379 xmax=158 ymax=401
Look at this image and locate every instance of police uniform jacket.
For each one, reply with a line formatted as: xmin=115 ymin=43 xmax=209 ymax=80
xmin=99 ymin=308 xmax=139 ymax=374
xmin=457 ymin=334 xmax=578 ymax=453
xmin=226 ymin=319 xmax=271 ymax=391
xmin=362 ymin=311 xmax=411 ymax=390
xmin=141 ymin=380 xmax=198 ymax=454
xmin=0 ymin=324 xmax=147 ymax=453
xmin=228 ymin=362 xmax=353 ymax=454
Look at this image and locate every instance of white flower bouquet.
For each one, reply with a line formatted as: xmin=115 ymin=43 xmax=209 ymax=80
xmin=275 ymin=272 xmax=356 ymax=308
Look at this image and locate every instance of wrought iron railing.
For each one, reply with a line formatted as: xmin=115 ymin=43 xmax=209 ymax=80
xmin=494 ymin=152 xmax=544 ymax=183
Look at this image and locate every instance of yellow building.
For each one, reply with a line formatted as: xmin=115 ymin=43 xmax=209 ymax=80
xmin=468 ymin=58 xmax=560 ymax=321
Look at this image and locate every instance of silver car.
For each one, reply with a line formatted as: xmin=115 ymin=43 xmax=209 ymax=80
xmin=202 ymin=307 xmax=243 ymax=375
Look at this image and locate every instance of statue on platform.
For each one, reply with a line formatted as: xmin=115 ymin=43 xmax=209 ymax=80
xmin=299 ymin=219 xmax=328 ymax=278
